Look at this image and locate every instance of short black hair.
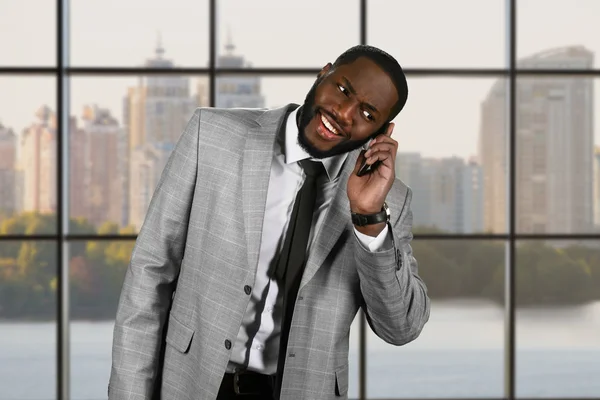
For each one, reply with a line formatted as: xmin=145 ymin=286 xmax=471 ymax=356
xmin=332 ymin=45 xmax=408 ymax=121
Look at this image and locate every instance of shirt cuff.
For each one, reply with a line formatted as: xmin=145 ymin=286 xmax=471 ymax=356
xmin=354 ymin=225 xmax=391 ymax=252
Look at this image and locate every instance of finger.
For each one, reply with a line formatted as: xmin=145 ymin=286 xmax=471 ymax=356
xmin=385 ymin=122 xmax=395 ymax=137
xmin=371 ymin=131 xmax=398 ymax=146
xmin=365 ymin=148 xmax=395 ymax=166
xmin=364 ymin=142 xmax=396 ymax=158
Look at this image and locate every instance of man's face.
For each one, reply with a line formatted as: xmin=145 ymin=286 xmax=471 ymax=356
xmin=297 ymin=56 xmax=399 ymax=159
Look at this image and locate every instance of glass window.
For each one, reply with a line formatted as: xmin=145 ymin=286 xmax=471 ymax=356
xmin=367 ymin=240 xmax=505 ymax=398
xmin=0 ymin=77 xmax=57 ymax=234
xmin=0 ymin=241 xmax=57 ymax=400
xmin=516 ymin=240 xmax=600 ymax=398
xmin=70 ymin=0 xmax=209 ymax=67
xmin=368 ymin=0 xmax=505 ymax=68
xmin=70 ymin=75 xmax=209 ymax=232
xmin=69 ymin=240 xmax=133 ymax=399
xmin=516 ymin=76 xmax=597 ymax=234
xmin=394 ymin=77 xmax=507 ymax=234
xmin=0 ymin=1 xmax=56 ymax=66
xmin=518 ymin=0 xmax=600 ymax=69
xmin=217 ymin=0 xmax=360 ymax=68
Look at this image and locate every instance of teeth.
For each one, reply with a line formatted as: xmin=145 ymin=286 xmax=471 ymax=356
xmin=320 ymin=114 xmax=339 ymax=135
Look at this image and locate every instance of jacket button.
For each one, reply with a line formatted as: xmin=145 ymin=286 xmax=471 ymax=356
xmin=244 ymin=285 xmax=252 ymax=295
xmin=224 ymin=339 xmax=232 ymax=350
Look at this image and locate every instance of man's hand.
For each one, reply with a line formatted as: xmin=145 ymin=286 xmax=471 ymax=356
xmin=347 ymin=122 xmax=397 ymax=236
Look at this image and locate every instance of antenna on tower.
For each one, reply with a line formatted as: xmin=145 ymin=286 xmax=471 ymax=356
xmin=225 ymin=25 xmax=235 ymax=54
xmin=156 ymin=30 xmax=165 ymax=58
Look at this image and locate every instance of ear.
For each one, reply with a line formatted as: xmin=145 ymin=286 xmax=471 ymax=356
xmin=317 ymin=62 xmax=332 ymax=79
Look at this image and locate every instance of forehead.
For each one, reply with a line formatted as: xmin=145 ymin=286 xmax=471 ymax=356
xmin=330 ymin=57 xmax=398 ymax=115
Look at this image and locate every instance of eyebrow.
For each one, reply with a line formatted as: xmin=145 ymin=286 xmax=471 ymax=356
xmin=341 ymin=76 xmax=380 ymax=115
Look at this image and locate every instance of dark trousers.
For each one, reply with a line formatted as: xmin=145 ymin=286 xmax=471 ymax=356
xmin=217 ymin=371 xmax=277 ymax=400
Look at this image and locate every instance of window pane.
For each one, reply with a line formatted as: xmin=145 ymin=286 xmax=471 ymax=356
xmin=0 ymin=1 xmax=56 ymax=66
xmin=217 ymin=0 xmax=359 ymax=67
xmin=69 ymin=240 xmax=132 ymax=399
xmin=516 ymin=76 xmax=596 ymax=234
xmin=70 ymin=75 xmax=209 ymax=232
xmin=0 ymin=77 xmax=57 ymax=233
xmin=368 ymin=0 xmax=505 ymax=68
xmin=518 ymin=0 xmax=599 ymax=69
xmin=398 ymin=77 xmax=506 ymax=233
xmin=0 ymin=240 xmax=56 ymax=400
xmin=516 ymin=240 xmax=600 ymax=398
xmin=70 ymin=0 xmax=209 ymax=67
xmin=367 ymin=240 xmax=505 ymax=398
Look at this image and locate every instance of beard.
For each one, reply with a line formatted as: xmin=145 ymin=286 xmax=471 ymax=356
xmin=296 ymin=78 xmax=378 ymax=160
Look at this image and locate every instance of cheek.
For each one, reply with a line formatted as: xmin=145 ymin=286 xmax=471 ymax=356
xmin=353 ymin=123 xmax=377 ymax=141
xmin=314 ymin=86 xmax=338 ymax=107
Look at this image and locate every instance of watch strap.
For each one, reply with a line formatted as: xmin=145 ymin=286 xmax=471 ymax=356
xmin=351 ymin=203 xmax=390 ymax=226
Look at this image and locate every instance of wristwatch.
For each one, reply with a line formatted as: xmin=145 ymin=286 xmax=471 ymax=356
xmin=351 ymin=202 xmax=390 ymax=226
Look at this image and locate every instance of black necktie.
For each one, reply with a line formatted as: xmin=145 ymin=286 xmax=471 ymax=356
xmin=274 ymin=159 xmax=324 ymax=397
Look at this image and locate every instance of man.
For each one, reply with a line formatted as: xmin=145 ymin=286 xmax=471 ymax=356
xmin=109 ymin=45 xmax=430 ymax=400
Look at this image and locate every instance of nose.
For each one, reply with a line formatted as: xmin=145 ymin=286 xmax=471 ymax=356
xmin=333 ymin=98 xmax=358 ymax=127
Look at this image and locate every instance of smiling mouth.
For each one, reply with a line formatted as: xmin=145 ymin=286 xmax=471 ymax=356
xmin=319 ymin=112 xmax=344 ymax=137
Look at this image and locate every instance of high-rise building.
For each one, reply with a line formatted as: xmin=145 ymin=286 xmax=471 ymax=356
xmin=19 ymin=106 xmax=57 ymax=214
xmin=18 ymin=106 xmax=82 ymax=217
xmin=129 ymin=142 xmax=174 ymax=230
xmin=463 ymin=157 xmax=484 ymax=233
xmin=479 ymin=46 xmax=594 ymax=233
xmin=216 ymin=36 xmax=265 ymax=109
xmin=0 ymin=122 xmax=17 ymax=217
xmin=124 ymin=37 xmax=198 ymax=227
xmin=396 ymin=153 xmax=483 ymax=233
xmin=80 ymin=105 xmax=124 ymax=228
xmin=593 ymin=147 xmax=600 ymax=229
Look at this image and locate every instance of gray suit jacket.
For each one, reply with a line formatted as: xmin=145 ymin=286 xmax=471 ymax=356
xmin=109 ymin=104 xmax=430 ymax=400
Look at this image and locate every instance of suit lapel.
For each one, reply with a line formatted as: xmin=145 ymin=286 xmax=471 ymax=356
xmin=242 ymin=104 xmax=298 ymax=275
xmin=300 ymin=150 xmax=360 ymax=289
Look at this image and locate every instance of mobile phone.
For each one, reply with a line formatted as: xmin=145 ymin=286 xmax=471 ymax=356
xmin=356 ymin=122 xmax=390 ymax=177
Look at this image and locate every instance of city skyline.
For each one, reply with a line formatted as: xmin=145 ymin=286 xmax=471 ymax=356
xmin=1 ymin=43 xmax=599 ymax=235
xmin=2 ymin=43 xmax=599 ymax=160
xmin=3 ymin=0 xmax=600 ymax=160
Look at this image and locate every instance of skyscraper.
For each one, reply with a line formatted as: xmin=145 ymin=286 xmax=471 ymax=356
xmin=129 ymin=142 xmax=174 ymax=230
xmin=593 ymin=147 xmax=600 ymax=229
xmin=124 ymin=37 xmax=198 ymax=228
xmin=396 ymin=152 xmax=483 ymax=233
xmin=19 ymin=106 xmax=57 ymax=214
xmin=18 ymin=106 xmax=82 ymax=218
xmin=479 ymin=46 xmax=594 ymax=233
xmin=0 ymin=122 xmax=17 ymax=216
xmin=80 ymin=105 xmax=124 ymax=227
xmin=216 ymin=35 xmax=265 ymax=109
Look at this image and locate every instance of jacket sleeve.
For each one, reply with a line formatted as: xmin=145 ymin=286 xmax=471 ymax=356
xmin=354 ymin=186 xmax=431 ymax=345
xmin=108 ymin=109 xmax=201 ymax=399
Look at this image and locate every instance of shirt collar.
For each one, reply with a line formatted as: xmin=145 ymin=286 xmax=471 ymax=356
xmin=283 ymin=107 xmax=347 ymax=181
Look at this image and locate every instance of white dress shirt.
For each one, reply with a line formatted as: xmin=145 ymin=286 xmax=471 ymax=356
xmin=227 ymin=107 xmax=390 ymax=374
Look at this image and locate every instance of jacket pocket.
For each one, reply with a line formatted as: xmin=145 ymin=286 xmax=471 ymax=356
xmin=165 ymin=313 xmax=195 ymax=354
xmin=335 ymin=363 xmax=349 ymax=397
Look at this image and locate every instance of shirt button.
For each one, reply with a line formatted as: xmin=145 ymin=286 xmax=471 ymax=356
xmin=256 ymin=344 xmax=263 ymax=350
xmin=244 ymin=285 xmax=252 ymax=295
xmin=224 ymin=339 xmax=232 ymax=350
xmin=266 ymin=306 xmax=273 ymax=313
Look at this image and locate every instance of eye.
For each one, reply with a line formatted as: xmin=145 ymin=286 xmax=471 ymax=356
xmin=362 ymin=110 xmax=374 ymax=121
xmin=337 ymin=84 xmax=349 ymax=96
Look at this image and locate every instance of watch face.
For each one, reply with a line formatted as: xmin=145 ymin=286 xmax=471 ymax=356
xmin=383 ymin=202 xmax=390 ymax=218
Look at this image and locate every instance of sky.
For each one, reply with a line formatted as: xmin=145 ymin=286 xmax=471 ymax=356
xmin=1 ymin=0 xmax=600 ymax=159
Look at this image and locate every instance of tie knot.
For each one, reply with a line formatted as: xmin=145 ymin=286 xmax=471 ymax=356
xmin=299 ymin=159 xmax=324 ymax=178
